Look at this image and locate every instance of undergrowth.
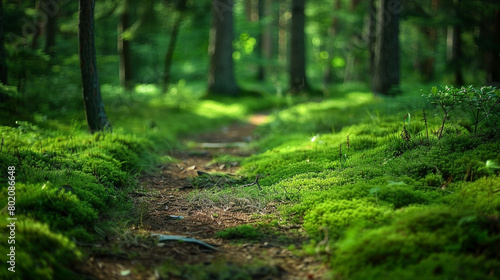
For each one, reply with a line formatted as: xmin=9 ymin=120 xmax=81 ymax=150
xmin=0 ymin=82 xmax=279 ymax=279
xmin=1 ymin=81 xmax=498 ymax=279
xmin=239 ymin=85 xmax=500 ymax=279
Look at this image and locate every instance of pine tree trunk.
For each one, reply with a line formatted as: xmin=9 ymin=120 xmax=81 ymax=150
xmin=118 ymin=0 xmax=133 ymax=90
xmin=450 ymin=24 xmax=463 ymax=85
xmin=323 ymin=0 xmax=341 ymax=86
xmin=43 ymin=0 xmax=57 ymax=57
xmin=482 ymin=9 xmax=500 ymax=85
xmin=30 ymin=1 xmax=41 ymax=49
xmin=368 ymin=0 xmax=376 ymax=86
xmin=371 ymin=0 xmax=401 ymax=95
xmin=163 ymin=13 xmax=183 ymax=93
xmin=79 ymin=0 xmax=111 ymax=133
xmin=208 ymin=0 xmax=239 ymax=95
xmin=256 ymin=0 xmax=273 ymax=81
xmin=289 ymin=0 xmax=308 ymax=93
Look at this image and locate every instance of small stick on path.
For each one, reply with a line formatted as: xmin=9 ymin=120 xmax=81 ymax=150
xmin=240 ymin=174 xmax=261 ymax=190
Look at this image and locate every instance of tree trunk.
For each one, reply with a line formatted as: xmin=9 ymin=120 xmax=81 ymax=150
xmin=42 ymin=0 xmax=57 ymax=57
xmin=368 ymin=0 xmax=376 ymax=86
xmin=208 ymin=0 xmax=239 ymax=95
xmin=482 ymin=9 xmax=500 ymax=85
xmin=289 ymin=0 xmax=308 ymax=93
xmin=118 ymin=0 xmax=133 ymax=90
xmin=0 ymin=0 xmax=7 ymax=86
xmin=416 ymin=26 xmax=437 ymax=82
xmin=79 ymin=0 xmax=111 ymax=133
xmin=257 ymin=0 xmax=272 ymax=81
xmin=323 ymin=0 xmax=341 ymax=86
xmin=450 ymin=24 xmax=463 ymax=85
xmin=371 ymin=0 xmax=401 ymax=95
xmin=350 ymin=0 xmax=362 ymax=10
xmin=30 ymin=1 xmax=41 ymax=49
xmin=278 ymin=0 xmax=287 ymax=67
xmin=163 ymin=12 xmax=183 ymax=93
xmin=445 ymin=0 xmax=463 ymax=85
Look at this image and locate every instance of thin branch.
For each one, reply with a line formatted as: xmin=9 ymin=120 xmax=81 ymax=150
xmin=240 ymin=174 xmax=261 ymax=190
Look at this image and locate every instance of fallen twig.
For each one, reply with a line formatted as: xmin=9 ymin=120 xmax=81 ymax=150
xmin=240 ymin=174 xmax=261 ymax=190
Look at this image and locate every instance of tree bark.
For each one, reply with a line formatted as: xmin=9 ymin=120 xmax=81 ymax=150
xmin=445 ymin=0 xmax=463 ymax=85
xmin=482 ymin=9 xmax=500 ymax=85
xmin=323 ymin=0 xmax=341 ymax=85
xmin=163 ymin=12 xmax=183 ymax=93
xmin=289 ymin=0 xmax=308 ymax=93
xmin=208 ymin=0 xmax=239 ymax=95
xmin=257 ymin=0 xmax=272 ymax=81
xmin=0 ymin=0 xmax=7 ymax=86
xmin=118 ymin=0 xmax=133 ymax=90
xmin=42 ymin=0 xmax=57 ymax=57
xmin=79 ymin=0 xmax=111 ymax=133
xmin=450 ymin=24 xmax=463 ymax=85
xmin=371 ymin=0 xmax=401 ymax=95
xmin=30 ymin=1 xmax=41 ymax=49
xmin=415 ymin=27 xmax=437 ymax=83
xmin=368 ymin=0 xmax=376 ymax=86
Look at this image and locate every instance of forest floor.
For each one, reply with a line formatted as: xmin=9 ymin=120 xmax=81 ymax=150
xmin=77 ymin=114 xmax=327 ymax=280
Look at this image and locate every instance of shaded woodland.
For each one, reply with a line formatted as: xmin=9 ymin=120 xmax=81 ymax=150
xmin=1 ymin=1 xmax=500 ymax=279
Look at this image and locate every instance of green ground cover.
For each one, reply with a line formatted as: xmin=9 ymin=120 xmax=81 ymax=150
xmin=234 ymin=85 xmax=500 ymax=279
xmin=1 ymin=82 xmax=499 ymax=279
xmin=0 ymin=82 xmax=277 ymax=279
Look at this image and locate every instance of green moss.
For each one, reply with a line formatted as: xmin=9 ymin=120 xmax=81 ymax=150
xmin=445 ymin=176 xmax=500 ymax=215
xmin=304 ymin=199 xmax=390 ymax=240
xmin=12 ymin=183 xmax=98 ymax=235
xmin=337 ymin=253 xmax=500 ymax=280
xmin=375 ymin=184 xmax=442 ymax=208
xmin=0 ymin=217 xmax=82 ymax=280
xmin=216 ymin=224 xmax=262 ymax=240
xmin=332 ymin=206 xmax=500 ymax=278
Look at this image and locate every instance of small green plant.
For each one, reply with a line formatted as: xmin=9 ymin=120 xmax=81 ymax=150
xmin=428 ymin=86 xmax=464 ymax=139
xmin=401 ymin=113 xmax=411 ymax=145
xmin=339 ymin=135 xmax=350 ymax=170
xmin=427 ymin=85 xmax=500 ymax=137
xmin=462 ymin=86 xmax=500 ymax=135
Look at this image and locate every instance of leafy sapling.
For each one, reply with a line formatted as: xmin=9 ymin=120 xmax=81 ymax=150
xmin=463 ymin=86 xmax=500 ymax=135
xmin=428 ymin=86 xmax=464 ymax=139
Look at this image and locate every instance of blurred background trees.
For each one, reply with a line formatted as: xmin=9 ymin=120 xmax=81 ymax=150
xmin=0 ymin=0 xmax=499 ymax=108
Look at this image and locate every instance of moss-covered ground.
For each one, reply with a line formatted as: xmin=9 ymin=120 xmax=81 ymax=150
xmin=1 ymin=82 xmax=499 ymax=279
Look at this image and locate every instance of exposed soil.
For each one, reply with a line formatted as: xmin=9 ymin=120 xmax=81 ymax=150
xmin=77 ymin=114 xmax=327 ymax=280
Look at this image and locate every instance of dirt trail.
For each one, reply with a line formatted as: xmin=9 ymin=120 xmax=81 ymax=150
xmin=78 ymin=114 xmax=327 ymax=280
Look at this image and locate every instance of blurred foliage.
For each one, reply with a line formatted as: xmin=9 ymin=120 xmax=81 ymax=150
xmin=0 ymin=217 xmax=82 ymax=280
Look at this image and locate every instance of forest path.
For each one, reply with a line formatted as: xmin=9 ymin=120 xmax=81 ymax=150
xmin=79 ymin=113 xmax=327 ymax=280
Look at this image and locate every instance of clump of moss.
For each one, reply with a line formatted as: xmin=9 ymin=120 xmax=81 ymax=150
xmin=12 ymin=183 xmax=98 ymax=239
xmin=375 ymin=184 xmax=442 ymax=208
xmin=331 ymin=206 xmax=500 ymax=279
xmin=338 ymin=253 xmax=500 ymax=280
xmin=216 ymin=224 xmax=262 ymax=240
xmin=303 ymin=198 xmax=390 ymax=240
xmin=445 ymin=175 xmax=500 ymax=215
xmin=0 ymin=217 xmax=82 ymax=280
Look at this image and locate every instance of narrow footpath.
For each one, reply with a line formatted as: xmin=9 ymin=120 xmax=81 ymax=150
xmin=78 ymin=114 xmax=327 ymax=280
